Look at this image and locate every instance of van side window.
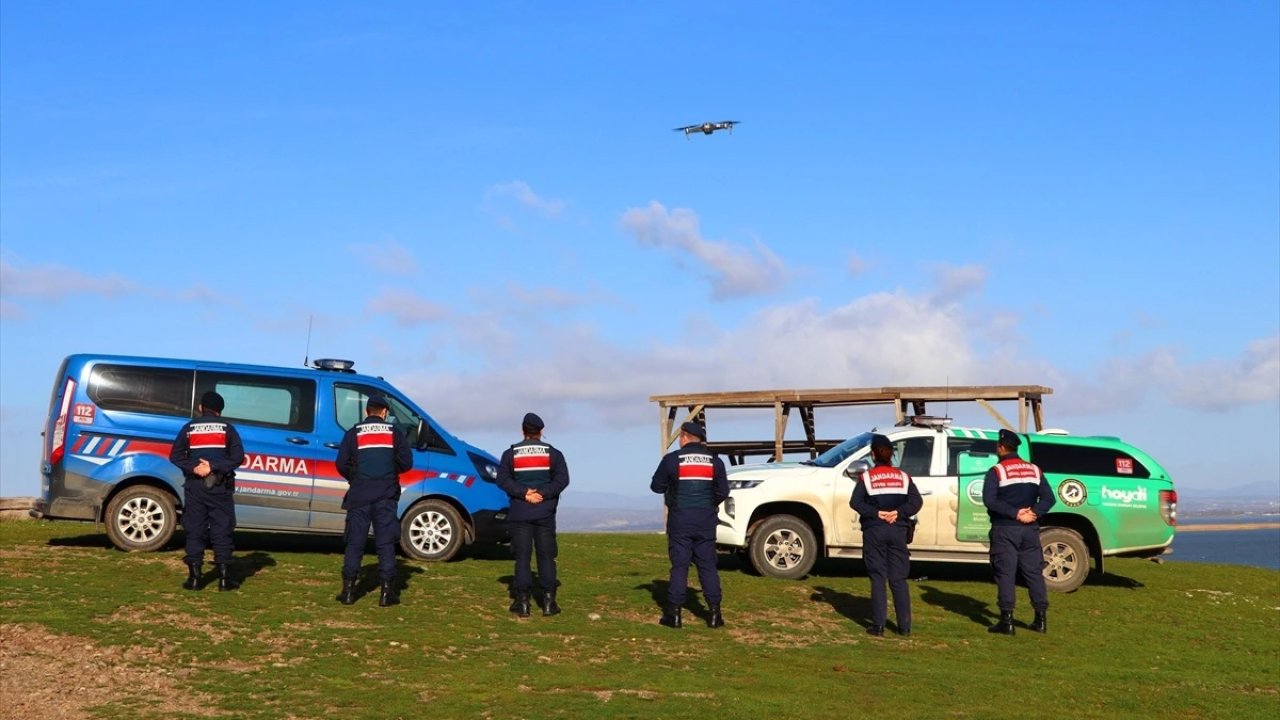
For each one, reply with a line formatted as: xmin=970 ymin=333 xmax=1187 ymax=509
xmin=894 ymin=437 xmax=935 ymax=477
xmin=947 ymin=437 xmax=998 ymax=475
xmin=88 ymin=365 xmax=194 ymax=417
xmin=333 ymin=384 xmax=453 ymax=454
xmin=197 ymin=372 xmax=316 ymax=432
xmin=1031 ymin=442 xmax=1151 ymax=479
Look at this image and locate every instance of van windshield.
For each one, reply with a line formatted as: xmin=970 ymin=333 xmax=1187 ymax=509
xmin=804 ymin=432 xmax=872 ymax=468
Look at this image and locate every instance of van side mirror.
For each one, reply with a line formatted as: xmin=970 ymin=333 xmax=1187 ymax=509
xmin=413 ymin=419 xmax=427 ymax=450
xmin=844 ymin=459 xmax=870 ymax=479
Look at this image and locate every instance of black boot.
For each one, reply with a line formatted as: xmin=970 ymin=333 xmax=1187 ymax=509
xmin=541 ymin=591 xmax=561 ymax=617
xmin=216 ymin=563 xmax=238 ymax=592
xmin=338 ymin=577 xmax=358 ymax=605
xmin=988 ymin=611 xmax=1016 ymax=635
xmin=707 ymin=605 xmax=724 ymax=629
xmin=659 ymin=605 xmax=683 ymax=629
xmin=866 ymin=625 xmax=885 ymax=637
xmin=509 ymin=591 xmax=531 ymax=617
xmin=182 ymin=561 xmax=203 ymax=591
xmin=379 ymin=581 xmax=399 ymax=607
xmin=1030 ymin=610 xmax=1047 ymax=634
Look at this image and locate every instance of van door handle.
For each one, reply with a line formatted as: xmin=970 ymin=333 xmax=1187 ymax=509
xmin=919 ymin=490 xmax=934 ymax=496
xmin=324 ymin=442 xmax=341 ymax=449
xmin=286 ymin=437 xmax=310 ymax=445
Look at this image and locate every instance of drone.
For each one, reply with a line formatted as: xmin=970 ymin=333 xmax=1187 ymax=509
xmin=674 ymin=120 xmax=740 ymax=138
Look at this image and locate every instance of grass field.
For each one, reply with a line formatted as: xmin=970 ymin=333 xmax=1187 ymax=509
xmin=2 ymin=520 xmax=1277 ymax=719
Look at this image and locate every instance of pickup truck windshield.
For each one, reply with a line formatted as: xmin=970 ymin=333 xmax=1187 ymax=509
xmin=803 ymin=432 xmax=872 ymax=468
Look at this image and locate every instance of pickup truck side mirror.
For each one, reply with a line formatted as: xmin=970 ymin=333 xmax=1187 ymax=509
xmin=843 ymin=459 xmax=870 ymax=479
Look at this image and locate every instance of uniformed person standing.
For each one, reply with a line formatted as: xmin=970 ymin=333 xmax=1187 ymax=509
xmin=496 ymin=412 xmax=570 ymax=617
xmin=650 ymin=421 xmax=730 ymax=629
xmin=170 ymin=391 xmax=245 ymax=591
xmin=982 ymin=428 xmax=1056 ymax=635
xmin=335 ymin=394 xmax=412 ymax=607
xmin=850 ymin=434 xmax=923 ymax=637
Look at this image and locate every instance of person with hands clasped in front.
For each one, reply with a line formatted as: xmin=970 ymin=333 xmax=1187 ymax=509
xmin=850 ymin=434 xmax=923 ymax=637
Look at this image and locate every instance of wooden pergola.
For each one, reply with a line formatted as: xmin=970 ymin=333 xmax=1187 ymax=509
xmin=650 ymin=385 xmax=1053 ymax=465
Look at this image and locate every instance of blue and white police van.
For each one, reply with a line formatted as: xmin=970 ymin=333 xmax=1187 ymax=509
xmin=34 ymin=354 xmax=509 ymax=560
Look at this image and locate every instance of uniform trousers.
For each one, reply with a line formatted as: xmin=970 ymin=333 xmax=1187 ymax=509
xmin=183 ymin=481 xmax=236 ymax=565
xmin=510 ymin=514 xmax=558 ymax=593
xmin=666 ymin=524 xmax=721 ymax=606
xmin=863 ymin=523 xmax=911 ymax=630
xmin=343 ymin=497 xmax=400 ymax=583
xmin=989 ymin=524 xmax=1049 ymax=612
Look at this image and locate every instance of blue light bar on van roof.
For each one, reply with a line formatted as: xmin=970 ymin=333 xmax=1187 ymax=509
xmin=312 ymin=358 xmax=355 ymax=372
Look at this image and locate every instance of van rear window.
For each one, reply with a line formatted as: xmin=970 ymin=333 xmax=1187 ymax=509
xmin=1031 ymin=442 xmax=1151 ymax=479
xmin=88 ymin=365 xmax=194 ymax=417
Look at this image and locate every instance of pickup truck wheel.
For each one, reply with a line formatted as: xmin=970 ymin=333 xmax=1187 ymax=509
xmin=748 ymin=515 xmax=818 ymax=579
xmin=400 ymin=500 xmax=465 ymax=562
xmin=105 ymin=485 xmax=177 ymax=552
xmin=1040 ymin=527 xmax=1090 ymax=593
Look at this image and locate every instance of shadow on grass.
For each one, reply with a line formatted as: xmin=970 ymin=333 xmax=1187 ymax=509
xmin=349 ymin=560 xmax=425 ymax=603
xmin=917 ymin=584 xmax=996 ymax=627
xmin=47 ymin=534 xmax=115 ymax=549
xmin=633 ymin=578 xmax=711 ymax=622
xmin=496 ymin=572 xmax=562 ymax=598
xmin=810 ymin=585 xmax=873 ymax=628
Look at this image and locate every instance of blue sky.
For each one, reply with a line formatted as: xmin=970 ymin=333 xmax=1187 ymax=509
xmin=2 ymin=2 xmax=1277 ymax=503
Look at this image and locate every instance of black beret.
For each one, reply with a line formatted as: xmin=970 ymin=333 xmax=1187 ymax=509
xmin=870 ymin=434 xmax=892 ymax=450
xmin=522 ymin=412 xmax=545 ymax=431
xmin=998 ymin=428 xmax=1022 ymax=448
xmin=199 ymin=391 xmax=225 ymax=413
xmin=365 ymin=394 xmax=390 ymax=411
xmin=680 ymin=421 xmax=706 ymax=441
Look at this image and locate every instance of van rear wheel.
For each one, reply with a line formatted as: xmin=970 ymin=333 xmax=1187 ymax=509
xmin=1040 ymin=527 xmax=1090 ymax=593
xmin=400 ymin=500 xmax=465 ymax=562
xmin=105 ymin=485 xmax=177 ymax=552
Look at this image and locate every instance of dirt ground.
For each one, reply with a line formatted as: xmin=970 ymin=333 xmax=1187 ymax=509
xmin=0 ymin=623 xmax=222 ymax=719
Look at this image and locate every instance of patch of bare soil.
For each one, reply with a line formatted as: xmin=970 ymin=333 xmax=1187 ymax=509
xmin=0 ymin=623 xmax=223 ymax=719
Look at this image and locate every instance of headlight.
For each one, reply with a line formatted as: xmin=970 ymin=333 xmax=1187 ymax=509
xmin=468 ymin=452 xmax=500 ymax=482
xmin=728 ymin=478 xmax=764 ymax=490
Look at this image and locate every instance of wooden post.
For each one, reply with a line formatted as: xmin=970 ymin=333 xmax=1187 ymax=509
xmin=774 ymin=401 xmax=786 ymax=462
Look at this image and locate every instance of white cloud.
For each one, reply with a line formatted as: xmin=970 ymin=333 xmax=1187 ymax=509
xmin=931 ymin=263 xmax=988 ymax=303
xmin=486 ymin=180 xmax=565 ymax=218
xmin=0 ymin=255 xmax=134 ymax=302
xmin=388 ymin=288 xmax=986 ymax=434
xmin=348 ymin=240 xmax=420 ymax=277
xmin=0 ymin=300 xmax=22 ymax=320
xmin=1043 ymin=336 xmax=1280 ymax=415
xmin=619 ymin=201 xmax=788 ymax=300
xmin=1170 ymin=335 xmax=1280 ymax=411
xmin=366 ymin=288 xmax=449 ymax=327
xmin=847 ymin=254 xmax=868 ymax=277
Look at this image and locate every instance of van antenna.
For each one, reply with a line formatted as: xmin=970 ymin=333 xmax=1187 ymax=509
xmin=303 ymin=315 xmax=314 ymax=368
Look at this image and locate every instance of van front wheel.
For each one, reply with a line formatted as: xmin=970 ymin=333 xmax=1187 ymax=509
xmin=105 ymin=485 xmax=177 ymax=552
xmin=1040 ymin=527 xmax=1090 ymax=593
xmin=400 ymin=500 xmax=465 ymax=562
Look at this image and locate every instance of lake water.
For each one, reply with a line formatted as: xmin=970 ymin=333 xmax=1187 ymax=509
xmin=1167 ymin=518 xmax=1280 ymax=570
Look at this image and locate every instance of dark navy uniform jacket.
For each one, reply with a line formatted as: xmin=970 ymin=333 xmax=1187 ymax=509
xmin=849 ymin=462 xmax=924 ymax=531
xmin=336 ymin=415 xmax=412 ymax=510
xmin=650 ymin=442 xmax=730 ymax=532
xmin=982 ymin=452 xmax=1055 ymax=527
xmin=170 ymin=411 xmax=245 ymax=493
xmin=496 ymin=439 xmax=570 ymax=522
